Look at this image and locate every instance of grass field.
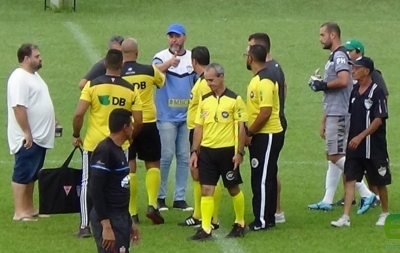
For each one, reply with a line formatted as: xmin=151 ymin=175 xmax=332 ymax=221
xmin=1 ymin=0 xmax=400 ymax=252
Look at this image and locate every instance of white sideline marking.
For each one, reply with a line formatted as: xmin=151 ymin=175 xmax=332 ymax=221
xmin=62 ymin=21 xmax=101 ymax=64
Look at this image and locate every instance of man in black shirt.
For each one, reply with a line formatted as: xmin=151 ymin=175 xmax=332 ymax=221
xmin=78 ymin=35 xmax=125 ymax=90
xmin=247 ymin=33 xmax=287 ymax=224
xmin=89 ymin=108 xmax=139 ymax=253
xmin=331 ymin=56 xmax=391 ymax=228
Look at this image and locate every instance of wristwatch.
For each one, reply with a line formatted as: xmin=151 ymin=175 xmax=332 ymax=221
xmin=238 ymin=150 xmax=245 ymax=157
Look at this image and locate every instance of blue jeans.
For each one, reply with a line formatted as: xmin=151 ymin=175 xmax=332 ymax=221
xmin=157 ymin=121 xmax=190 ymax=201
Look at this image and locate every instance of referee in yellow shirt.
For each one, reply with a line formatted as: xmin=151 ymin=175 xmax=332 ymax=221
xmin=244 ymin=45 xmax=284 ymax=231
xmin=120 ymin=38 xmax=166 ymax=225
xmin=72 ymin=49 xmax=143 ymax=238
xmin=179 ymin=46 xmax=222 ymax=229
xmin=188 ymin=63 xmax=248 ymax=241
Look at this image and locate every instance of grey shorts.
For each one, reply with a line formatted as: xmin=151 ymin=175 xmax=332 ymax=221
xmin=325 ymin=116 xmax=350 ymax=155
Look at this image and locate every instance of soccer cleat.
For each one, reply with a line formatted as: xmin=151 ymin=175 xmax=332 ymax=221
xmin=331 ymin=215 xmax=350 ymax=228
xmin=308 ymin=201 xmax=333 ymax=211
xmin=187 ymin=228 xmax=212 ymax=241
xmin=146 ymin=205 xmax=164 ymax=224
xmin=372 ymin=197 xmax=381 ymax=208
xmin=275 ymin=212 xmax=286 ymax=223
xmin=178 ymin=215 xmax=201 ymax=227
xmin=157 ymin=198 xmax=169 ymax=211
xmin=173 ymin=201 xmax=194 ymax=211
xmin=131 ymin=214 xmax=139 ymax=224
xmin=332 ymin=197 xmax=356 ymax=207
xmin=357 ymin=194 xmax=376 ymax=214
xmin=211 ymin=221 xmax=220 ymax=230
xmin=226 ymin=223 xmax=249 ymax=238
xmin=375 ymin=213 xmax=389 ymax=226
xmin=74 ymin=227 xmax=92 ymax=238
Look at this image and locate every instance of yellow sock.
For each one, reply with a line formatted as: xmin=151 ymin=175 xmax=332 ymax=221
xmin=232 ymin=190 xmax=245 ymax=226
xmin=212 ymin=181 xmax=222 ymax=222
xmin=201 ymin=196 xmax=214 ymax=233
xmin=192 ymin=181 xmax=202 ymax=219
xmin=129 ymin=173 xmax=138 ymax=215
xmin=146 ymin=168 xmax=160 ymax=207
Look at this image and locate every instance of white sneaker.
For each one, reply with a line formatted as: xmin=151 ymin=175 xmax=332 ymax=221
xmin=375 ymin=213 xmax=389 ymax=226
xmin=275 ymin=212 xmax=286 ymax=223
xmin=331 ymin=215 xmax=350 ymax=227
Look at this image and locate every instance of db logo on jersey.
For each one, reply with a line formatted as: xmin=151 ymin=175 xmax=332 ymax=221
xmin=226 ymin=171 xmax=234 ymax=181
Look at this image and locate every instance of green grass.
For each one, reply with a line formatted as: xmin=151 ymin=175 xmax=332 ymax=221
xmin=1 ymin=0 xmax=400 ymax=252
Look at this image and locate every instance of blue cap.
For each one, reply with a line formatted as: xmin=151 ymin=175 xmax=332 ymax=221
xmin=166 ymin=23 xmax=186 ymax=35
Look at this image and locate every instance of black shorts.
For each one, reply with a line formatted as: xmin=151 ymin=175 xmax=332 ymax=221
xmin=128 ymin=122 xmax=161 ymax=162
xmin=344 ymin=156 xmax=392 ymax=186
xmin=198 ymin=146 xmax=243 ymax=188
xmin=91 ymin=208 xmax=132 ymax=253
xmin=189 ymin=129 xmax=194 ymax=147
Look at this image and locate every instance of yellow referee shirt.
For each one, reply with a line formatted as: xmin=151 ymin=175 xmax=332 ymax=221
xmin=247 ymin=68 xmax=282 ymax=134
xmin=187 ymin=74 xmax=211 ymax=130
xmin=195 ymin=88 xmax=247 ymax=148
xmin=121 ymin=61 xmax=165 ymax=123
xmin=80 ymin=75 xmax=143 ymax=151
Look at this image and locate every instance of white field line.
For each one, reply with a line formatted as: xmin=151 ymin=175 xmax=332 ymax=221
xmin=62 ymin=21 xmax=101 ymax=64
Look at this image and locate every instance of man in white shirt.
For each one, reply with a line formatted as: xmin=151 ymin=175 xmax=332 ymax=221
xmin=7 ymin=43 xmax=56 ymax=222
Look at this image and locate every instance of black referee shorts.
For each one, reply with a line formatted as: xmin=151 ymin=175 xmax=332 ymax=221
xmin=198 ymin=146 xmax=243 ymax=188
xmin=90 ymin=208 xmax=132 ymax=253
xmin=128 ymin=122 xmax=161 ymax=162
xmin=344 ymin=156 xmax=392 ymax=186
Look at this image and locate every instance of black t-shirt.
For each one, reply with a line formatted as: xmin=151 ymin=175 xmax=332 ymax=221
xmin=266 ymin=59 xmax=286 ymax=119
xmin=88 ymin=137 xmax=129 ymax=220
xmin=84 ymin=58 xmax=106 ymax=81
xmin=347 ymin=82 xmax=389 ymax=159
xmin=371 ymin=69 xmax=389 ymax=96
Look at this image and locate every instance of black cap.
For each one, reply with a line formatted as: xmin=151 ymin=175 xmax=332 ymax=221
xmin=349 ymin=56 xmax=374 ymax=73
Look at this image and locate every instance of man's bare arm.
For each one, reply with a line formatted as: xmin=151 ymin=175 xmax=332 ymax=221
xmin=13 ymin=106 xmax=31 ymax=135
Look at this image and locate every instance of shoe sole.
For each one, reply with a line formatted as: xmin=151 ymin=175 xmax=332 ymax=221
xmin=173 ymin=207 xmax=194 ymax=211
xmin=275 ymin=219 xmax=286 ymax=224
xmin=146 ymin=212 xmax=165 ymax=225
xmin=158 ymin=207 xmax=169 ymax=211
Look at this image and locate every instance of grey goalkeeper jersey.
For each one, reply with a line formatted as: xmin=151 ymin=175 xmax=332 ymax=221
xmin=322 ymin=46 xmax=353 ymax=116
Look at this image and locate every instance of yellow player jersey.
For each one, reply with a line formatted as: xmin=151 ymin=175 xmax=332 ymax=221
xmin=247 ymin=68 xmax=283 ymax=134
xmin=187 ymin=74 xmax=211 ymax=130
xmin=195 ymin=88 xmax=248 ymax=148
xmin=80 ymin=75 xmax=143 ymax=151
xmin=121 ymin=61 xmax=165 ymax=123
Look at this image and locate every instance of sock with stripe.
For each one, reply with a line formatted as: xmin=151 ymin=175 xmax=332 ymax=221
xmin=232 ymin=190 xmax=245 ymax=226
xmin=201 ymin=196 xmax=214 ymax=234
xmin=129 ymin=173 xmax=138 ymax=216
xmin=192 ymin=180 xmax=202 ymax=219
xmin=146 ymin=168 xmax=161 ymax=208
xmin=212 ymin=181 xmax=222 ymax=223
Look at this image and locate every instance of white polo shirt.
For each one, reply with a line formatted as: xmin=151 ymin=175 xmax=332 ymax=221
xmin=7 ymin=67 xmax=55 ymax=154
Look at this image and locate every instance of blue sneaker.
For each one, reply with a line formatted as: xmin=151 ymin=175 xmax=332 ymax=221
xmin=357 ymin=194 xmax=376 ymax=214
xmin=308 ymin=201 xmax=333 ymax=211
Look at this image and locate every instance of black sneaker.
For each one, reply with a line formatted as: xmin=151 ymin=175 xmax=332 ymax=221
xmin=131 ymin=214 xmax=139 ymax=224
xmin=74 ymin=227 xmax=92 ymax=238
xmin=187 ymin=228 xmax=212 ymax=241
xmin=248 ymin=221 xmax=275 ymax=231
xmin=157 ymin=198 xmax=169 ymax=211
xmin=146 ymin=205 xmax=164 ymax=225
xmin=372 ymin=197 xmax=381 ymax=207
xmin=332 ymin=197 xmax=356 ymax=206
xmin=226 ymin=223 xmax=249 ymax=238
xmin=178 ymin=215 xmax=201 ymax=227
xmin=173 ymin=200 xmax=193 ymax=211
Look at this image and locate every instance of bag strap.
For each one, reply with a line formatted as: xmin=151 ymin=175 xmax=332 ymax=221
xmin=61 ymin=146 xmax=83 ymax=169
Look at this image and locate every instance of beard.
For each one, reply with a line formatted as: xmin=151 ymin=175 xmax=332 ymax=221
xmin=170 ymin=45 xmax=181 ymax=53
xmin=323 ymin=41 xmax=332 ymax=50
xmin=32 ymin=62 xmax=42 ymax=71
xmin=246 ymin=62 xmax=251 ymax=70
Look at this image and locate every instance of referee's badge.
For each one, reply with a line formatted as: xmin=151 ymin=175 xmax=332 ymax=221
xmin=221 ymin=111 xmax=229 ymax=118
xmin=250 ymin=91 xmax=254 ymax=98
xmin=226 ymin=171 xmax=234 ymax=181
xmin=364 ymin=98 xmax=373 ymax=110
xmin=251 ymin=158 xmax=259 ymax=168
